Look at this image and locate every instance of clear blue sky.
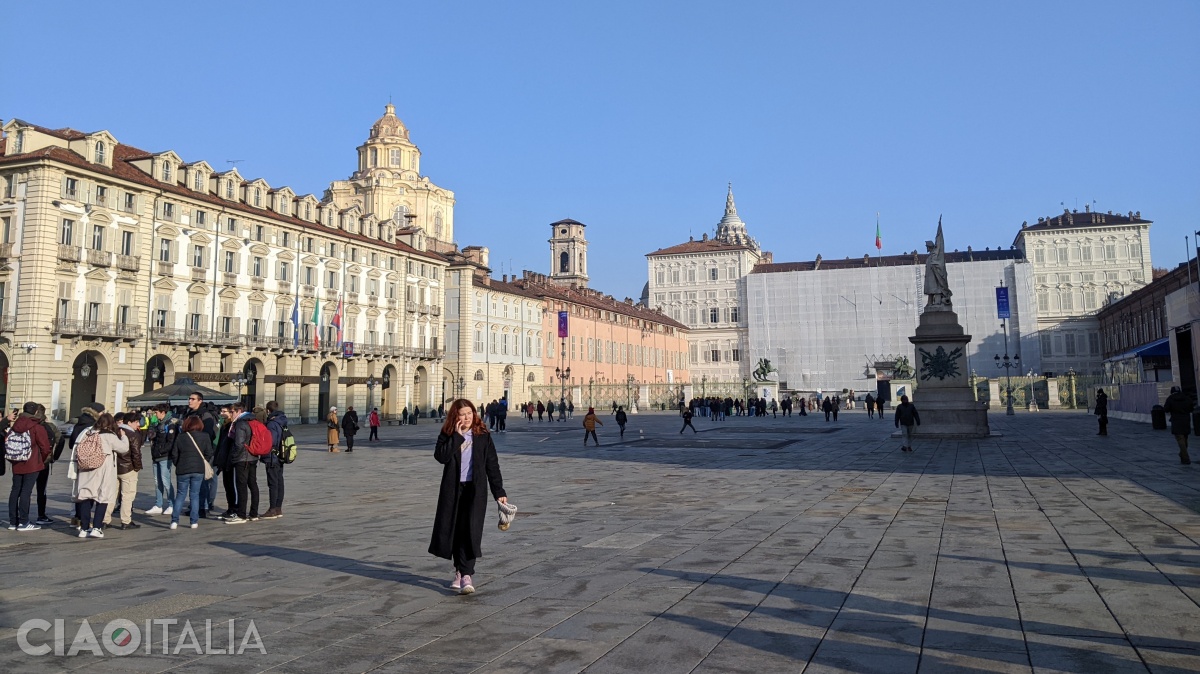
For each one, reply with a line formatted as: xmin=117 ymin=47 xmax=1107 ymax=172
xmin=4 ymin=1 xmax=1197 ymax=299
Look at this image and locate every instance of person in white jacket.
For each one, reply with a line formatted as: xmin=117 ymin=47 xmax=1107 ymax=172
xmin=69 ymin=413 xmax=129 ymax=539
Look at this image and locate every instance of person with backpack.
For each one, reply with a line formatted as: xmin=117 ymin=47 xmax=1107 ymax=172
xmin=106 ymin=412 xmax=144 ymax=530
xmin=67 ymin=403 xmax=103 ymax=527
xmin=168 ymin=416 xmax=213 ymax=529
xmin=262 ymin=400 xmax=290 ymax=519
xmin=226 ymin=403 xmax=262 ymax=524
xmin=894 ymin=395 xmax=921 ymax=452
xmin=326 ymin=407 xmax=340 ymax=452
xmin=7 ymin=401 xmax=52 ymax=531
xmin=33 ymin=404 xmax=60 ymax=526
xmin=145 ymin=404 xmax=176 ymax=517
xmin=70 ymin=413 xmax=129 ymax=538
xmin=341 ymin=406 xmax=360 ymax=453
xmin=368 ymin=407 xmax=380 ymax=442
xmin=615 ymin=406 xmax=628 ymax=439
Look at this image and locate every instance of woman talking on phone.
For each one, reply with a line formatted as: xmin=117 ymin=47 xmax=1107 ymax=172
xmin=428 ymin=399 xmax=507 ymax=595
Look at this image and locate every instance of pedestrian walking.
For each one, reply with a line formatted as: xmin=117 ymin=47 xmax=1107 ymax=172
xmin=1095 ymin=389 xmax=1109 ymax=436
xmin=680 ymin=408 xmax=697 ymax=434
xmin=865 ymin=393 xmax=876 ymax=419
xmin=822 ymin=397 xmax=833 ymax=422
xmin=567 ymin=401 xmax=574 ymax=419
xmin=341 ymin=406 xmax=360 ymax=452
xmin=615 ymin=406 xmax=628 ymax=439
xmin=894 ymin=395 xmax=921 ymax=452
xmin=582 ymin=407 xmax=603 ymax=446
xmin=1163 ymin=386 xmax=1193 ymax=465
xmin=875 ymin=396 xmax=884 ymax=420
xmin=368 ymin=407 xmax=380 ymax=441
xmin=558 ymin=399 xmax=567 ymax=422
xmin=6 ymin=401 xmax=51 ymax=531
xmin=168 ymin=416 xmax=212 ymax=529
xmin=327 ymin=407 xmax=341 ymax=452
xmin=537 ymin=401 xmax=545 ymax=422
xmin=262 ymin=400 xmax=288 ymax=519
xmin=70 ymin=413 xmax=129 ymax=538
xmin=429 ymin=400 xmax=508 ymax=595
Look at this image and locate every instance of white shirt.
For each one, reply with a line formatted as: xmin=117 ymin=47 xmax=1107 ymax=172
xmin=459 ymin=430 xmax=474 ymax=482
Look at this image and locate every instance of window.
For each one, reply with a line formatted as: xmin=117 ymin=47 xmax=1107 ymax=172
xmin=117 ymin=230 xmax=133 ymax=256
xmin=710 ymin=308 xmax=719 ymax=323
xmin=1064 ymin=333 xmax=1077 ymax=356
xmin=226 ymin=217 xmax=237 ymax=234
xmin=1104 ymin=244 xmax=1116 ymax=260
xmin=687 ymin=268 xmax=697 ymax=283
xmin=254 ymin=189 xmax=262 ymax=207
xmin=225 ymin=181 xmax=234 ymax=199
xmin=330 ymin=243 xmax=338 ymax=258
xmin=370 ymin=148 xmax=378 ymax=167
xmin=326 ymin=270 xmax=337 ymax=289
xmin=64 ymin=178 xmax=79 ymax=198
xmin=255 ymin=225 xmax=264 ymax=242
xmin=159 ymin=239 xmax=171 ymax=262
xmin=710 ymin=268 xmax=718 ymax=281
xmin=95 ymin=185 xmax=107 ymax=206
xmin=306 ymin=237 xmax=314 ymax=253
xmin=13 ymin=129 xmax=24 ymax=153
xmin=656 ymin=269 xmax=665 ymax=284
xmin=1060 ymin=292 xmax=1073 ymax=312
xmin=731 ymin=349 xmax=740 ymax=362
xmin=95 ymin=142 xmax=106 ymax=164
xmin=195 ymin=210 xmax=207 ymax=227
xmin=1040 ymin=333 xmax=1053 ymax=356
xmin=1089 ymin=332 xmax=1100 ymax=355
xmin=193 ymin=171 xmax=203 ymax=191
xmin=281 ymin=230 xmax=290 ymax=247
xmin=162 ymin=163 xmax=172 ymax=183
xmin=60 ymin=219 xmax=74 ymax=246
xmin=278 ymin=261 xmax=291 ymax=281
xmin=710 ymin=349 xmax=720 ymax=362
xmin=730 ymin=307 xmax=740 ymax=323
xmin=124 ymin=193 xmax=136 ymax=212
xmin=253 ymin=256 xmax=263 ymax=277
xmin=390 ymin=149 xmax=401 ymax=166
xmin=87 ymin=224 xmax=103 ymax=251
xmin=224 ymin=251 xmax=236 ymax=273
xmin=305 ymin=203 xmax=312 ymax=220
xmin=671 ymin=269 xmax=680 ymax=283
xmin=161 ymin=202 xmax=174 ymax=221
xmin=192 ymin=245 xmax=206 ymax=268
xmin=1034 ymin=248 xmax=1044 ymax=264
xmin=1037 ymin=291 xmax=1048 ymax=313
xmin=1081 ymin=246 xmax=1092 ymax=262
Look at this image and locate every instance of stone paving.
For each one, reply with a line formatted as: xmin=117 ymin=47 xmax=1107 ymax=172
xmin=2 ymin=408 xmax=1200 ymax=673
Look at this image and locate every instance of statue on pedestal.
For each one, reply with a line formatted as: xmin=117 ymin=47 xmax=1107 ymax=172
xmin=924 ymin=217 xmax=952 ymax=311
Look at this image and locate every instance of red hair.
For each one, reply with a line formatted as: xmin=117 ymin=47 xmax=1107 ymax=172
xmin=441 ymin=399 xmax=489 ymax=436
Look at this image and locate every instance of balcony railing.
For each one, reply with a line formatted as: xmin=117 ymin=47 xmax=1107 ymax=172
xmin=52 ymin=319 xmax=143 ymax=340
xmin=149 ymin=326 xmax=246 ymax=347
xmin=430 ymin=305 xmax=442 ymax=316
xmin=223 ymin=272 xmax=238 ymax=287
xmin=58 ymin=244 xmax=82 ymax=262
xmin=191 ymin=267 xmax=208 ymax=282
xmin=405 ymin=300 xmax=418 ymax=313
xmin=116 ymin=254 xmax=140 ymax=272
xmin=387 ymin=298 xmax=398 ymax=308
xmin=346 ymin=291 xmax=358 ymax=305
xmin=251 ymin=277 xmax=265 ymax=291
xmin=0 ymin=243 xmax=13 ymax=259
xmin=155 ymin=260 xmax=174 ymax=277
xmin=324 ymin=288 xmax=339 ymax=302
xmin=87 ymin=249 xmax=112 ymax=267
xmin=418 ymin=303 xmax=431 ymax=314
xmin=302 ymin=284 xmax=316 ymax=298
xmin=277 ymin=280 xmax=292 ymax=294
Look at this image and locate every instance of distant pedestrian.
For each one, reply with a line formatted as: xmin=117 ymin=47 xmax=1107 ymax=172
xmin=865 ymin=393 xmax=876 ymax=419
xmin=558 ymin=399 xmax=567 ymax=422
xmin=822 ymin=397 xmax=833 ymax=422
xmin=429 ymin=399 xmax=508 ymax=595
xmin=327 ymin=407 xmax=341 ymax=452
xmin=894 ymin=395 xmax=920 ymax=452
xmin=7 ymin=401 xmax=51 ymax=531
xmin=875 ymin=396 xmax=884 ymax=419
xmin=1163 ymin=386 xmax=1193 ymax=465
xmin=1095 ymin=389 xmax=1108 ymax=436
xmin=537 ymin=401 xmax=545 ymax=422
xmin=342 ymin=407 xmax=360 ymax=452
xmin=567 ymin=401 xmax=574 ymax=419
xmin=582 ymin=408 xmax=603 ymax=446
xmin=769 ymin=399 xmax=778 ymax=418
xmin=368 ymin=407 xmax=380 ymax=441
xmin=680 ymin=408 xmax=697 ymax=434
xmin=615 ymin=406 xmax=628 ymax=439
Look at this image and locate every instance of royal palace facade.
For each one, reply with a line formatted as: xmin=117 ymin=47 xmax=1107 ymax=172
xmin=0 ymin=105 xmax=454 ymax=422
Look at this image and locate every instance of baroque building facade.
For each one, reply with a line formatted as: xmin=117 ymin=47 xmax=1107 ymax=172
xmin=645 ymin=187 xmax=763 ymax=383
xmin=1013 ymin=208 xmax=1152 ymax=376
xmin=0 ymin=106 xmax=450 ymax=422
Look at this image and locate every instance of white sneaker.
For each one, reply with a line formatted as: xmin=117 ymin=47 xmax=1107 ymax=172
xmin=190 ymin=523 xmax=198 ymax=529
xmin=78 ymin=528 xmax=89 ymax=538
xmin=145 ymin=506 xmax=163 ymax=515
xmin=224 ymin=515 xmax=247 ymax=525
xmin=163 ymin=507 xmax=174 ymax=516
xmin=88 ymin=528 xmax=105 ymax=539
xmin=169 ymin=522 xmax=178 ymax=530
xmin=16 ymin=523 xmax=41 ymax=532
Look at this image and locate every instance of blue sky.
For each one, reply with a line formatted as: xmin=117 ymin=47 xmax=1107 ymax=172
xmin=4 ymin=1 xmax=1197 ymax=300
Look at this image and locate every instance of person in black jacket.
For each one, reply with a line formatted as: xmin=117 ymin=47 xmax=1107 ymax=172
xmin=341 ymin=406 xmax=360 ymax=453
xmin=615 ymin=406 xmax=628 ymax=439
xmin=144 ymin=405 xmax=177 ymax=516
xmin=894 ymin=395 xmax=921 ymax=452
xmin=225 ymin=403 xmax=259 ymax=524
xmin=261 ymin=401 xmax=288 ymax=519
xmin=1095 ymin=389 xmax=1109 ymax=436
xmin=1163 ymin=387 xmax=1193 ymax=465
xmin=429 ymin=399 xmax=507 ymax=595
xmin=168 ymin=416 xmax=213 ymax=529
xmin=680 ymin=408 xmax=697 ymax=434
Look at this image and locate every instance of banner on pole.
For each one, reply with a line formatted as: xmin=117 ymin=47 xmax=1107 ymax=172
xmin=996 ymin=287 xmax=1011 ymax=319
xmin=558 ymin=311 xmax=569 ymax=338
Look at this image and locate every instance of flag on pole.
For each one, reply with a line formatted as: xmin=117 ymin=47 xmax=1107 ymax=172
xmin=875 ymin=213 xmax=882 ymax=251
xmin=291 ymin=296 xmax=300 ymax=347
xmin=331 ymin=299 xmax=344 ymax=345
xmin=311 ymin=298 xmax=321 ymax=350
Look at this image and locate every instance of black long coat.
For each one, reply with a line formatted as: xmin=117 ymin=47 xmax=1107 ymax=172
xmin=1164 ymin=391 xmax=1194 ymax=435
xmin=428 ymin=430 xmax=506 ymax=560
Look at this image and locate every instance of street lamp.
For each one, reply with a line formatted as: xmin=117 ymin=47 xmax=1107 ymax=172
xmin=230 ymin=373 xmax=249 ymax=405
xmin=588 ymin=377 xmax=594 ymax=408
xmin=554 ymin=365 xmax=571 ymax=407
xmin=366 ymin=376 xmax=378 ymax=411
xmin=457 ymin=376 xmax=466 ymax=399
xmin=994 ymin=316 xmax=1021 ymax=415
xmin=1066 ymin=367 xmax=1077 ymax=409
xmin=1027 ymin=369 xmax=1035 ymax=411
xmin=701 ymin=374 xmax=707 ymax=398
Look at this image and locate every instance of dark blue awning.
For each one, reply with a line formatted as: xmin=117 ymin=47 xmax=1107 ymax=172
xmin=1106 ymin=336 xmax=1171 ymax=362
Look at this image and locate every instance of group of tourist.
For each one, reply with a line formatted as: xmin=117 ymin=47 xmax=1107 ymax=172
xmin=5 ymin=392 xmax=291 ymax=536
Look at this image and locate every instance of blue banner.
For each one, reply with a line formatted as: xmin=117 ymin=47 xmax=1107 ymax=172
xmin=558 ymin=311 xmax=569 ymax=338
xmin=996 ymin=287 xmax=1011 ymax=319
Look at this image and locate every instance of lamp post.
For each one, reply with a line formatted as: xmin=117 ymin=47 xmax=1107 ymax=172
xmin=456 ymin=376 xmax=466 ymax=399
xmin=701 ymin=374 xmax=707 ymax=398
xmin=554 ymin=365 xmax=571 ymax=407
xmin=994 ymin=316 xmax=1021 ymax=415
xmin=1027 ymin=369 xmax=1035 ymax=411
xmin=588 ymin=377 xmax=594 ymax=408
xmin=230 ymin=373 xmax=249 ymax=406
xmin=366 ymin=376 xmax=378 ymax=411
xmin=1066 ymin=367 xmax=1077 ymax=409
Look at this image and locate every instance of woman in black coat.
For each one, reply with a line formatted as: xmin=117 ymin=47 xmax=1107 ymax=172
xmin=1095 ymin=389 xmax=1109 ymax=436
xmin=429 ymin=399 xmax=507 ymax=595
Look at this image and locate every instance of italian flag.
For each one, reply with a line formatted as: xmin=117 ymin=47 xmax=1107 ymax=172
xmin=875 ymin=214 xmax=882 ymax=251
xmin=311 ymin=298 xmax=321 ymax=349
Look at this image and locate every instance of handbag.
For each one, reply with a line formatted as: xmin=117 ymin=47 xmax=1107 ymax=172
xmin=496 ymin=500 xmax=518 ymax=531
xmin=188 ymin=434 xmax=214 ymax=481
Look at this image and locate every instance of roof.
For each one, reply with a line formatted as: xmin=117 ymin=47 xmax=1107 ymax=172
xmin=484 ymin=273 xmax=688 ymax=331
xmin=1014 ymin=210 xmax=1151 ymax=243
xmin=647 ymin=238 xmax=752 ymax=257
xmin=550 ymin=218 xmax=586 ymax=227
xmin=751 ymin=248 xmax=1024 ymax=274
xmin=0 ymin=120 xmax=446 ymax=263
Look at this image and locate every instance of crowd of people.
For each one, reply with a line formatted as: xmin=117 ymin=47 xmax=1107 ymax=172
xmin=4 ymin=392 xmax=293 ymax=536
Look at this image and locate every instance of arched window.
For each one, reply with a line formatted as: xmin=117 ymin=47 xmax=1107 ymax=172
xmin=370 ymin=148 xmax=378 ymax=167
xmin=560 ymin=251 xmax=569 ymax=273
xmin=473 ymin=370 xmax=485 ymax=381
xmin=434 ymin=212 xmax=443 ymax=238
xmin=225 ymin=181 xmax=234 ymax=199
xmin=95 ymin=142 xmax=106 ymax=164
xmin=254 ymin=189 xmax=262 ymax=207
xmin=162 ymin=162 xmax=172 ymax=182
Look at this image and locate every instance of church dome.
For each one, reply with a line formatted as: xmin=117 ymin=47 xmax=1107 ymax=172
xmin=370 ymin=103 xmax=409 ymax=140
xmin=714 ymin=184 xmax=760 ymax=251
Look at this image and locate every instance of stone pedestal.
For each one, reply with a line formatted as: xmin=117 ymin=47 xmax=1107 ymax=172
xmin=1046 ymin=379 xmax=1060 ymax=408
xmin=908 ymin=310 xmax=991 ymax=438
xmin=988 ymin=379 xmax=1001 ymax=409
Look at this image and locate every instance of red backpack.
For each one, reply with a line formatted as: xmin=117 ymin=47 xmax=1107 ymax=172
xmin=247 ymin=419 xmax=274 ymax=457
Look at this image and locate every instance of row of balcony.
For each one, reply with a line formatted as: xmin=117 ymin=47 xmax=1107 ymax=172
xmin=148 ymin=327 xmax=442 ymax=359
xmin=52 ymin=319 xmax=144 ymax=340
xmin=405 ymin=300 xmax=441 ymax=315
xmin=55 ymin=245 xmax=141 ymax=272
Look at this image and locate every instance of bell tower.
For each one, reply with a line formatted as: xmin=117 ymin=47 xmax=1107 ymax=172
xmin=548 ymin=218 xmax=589 ymax=287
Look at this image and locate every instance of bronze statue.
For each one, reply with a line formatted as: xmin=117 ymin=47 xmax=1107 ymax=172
xmin=924 ymin=217 xmax=952 ymax=311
